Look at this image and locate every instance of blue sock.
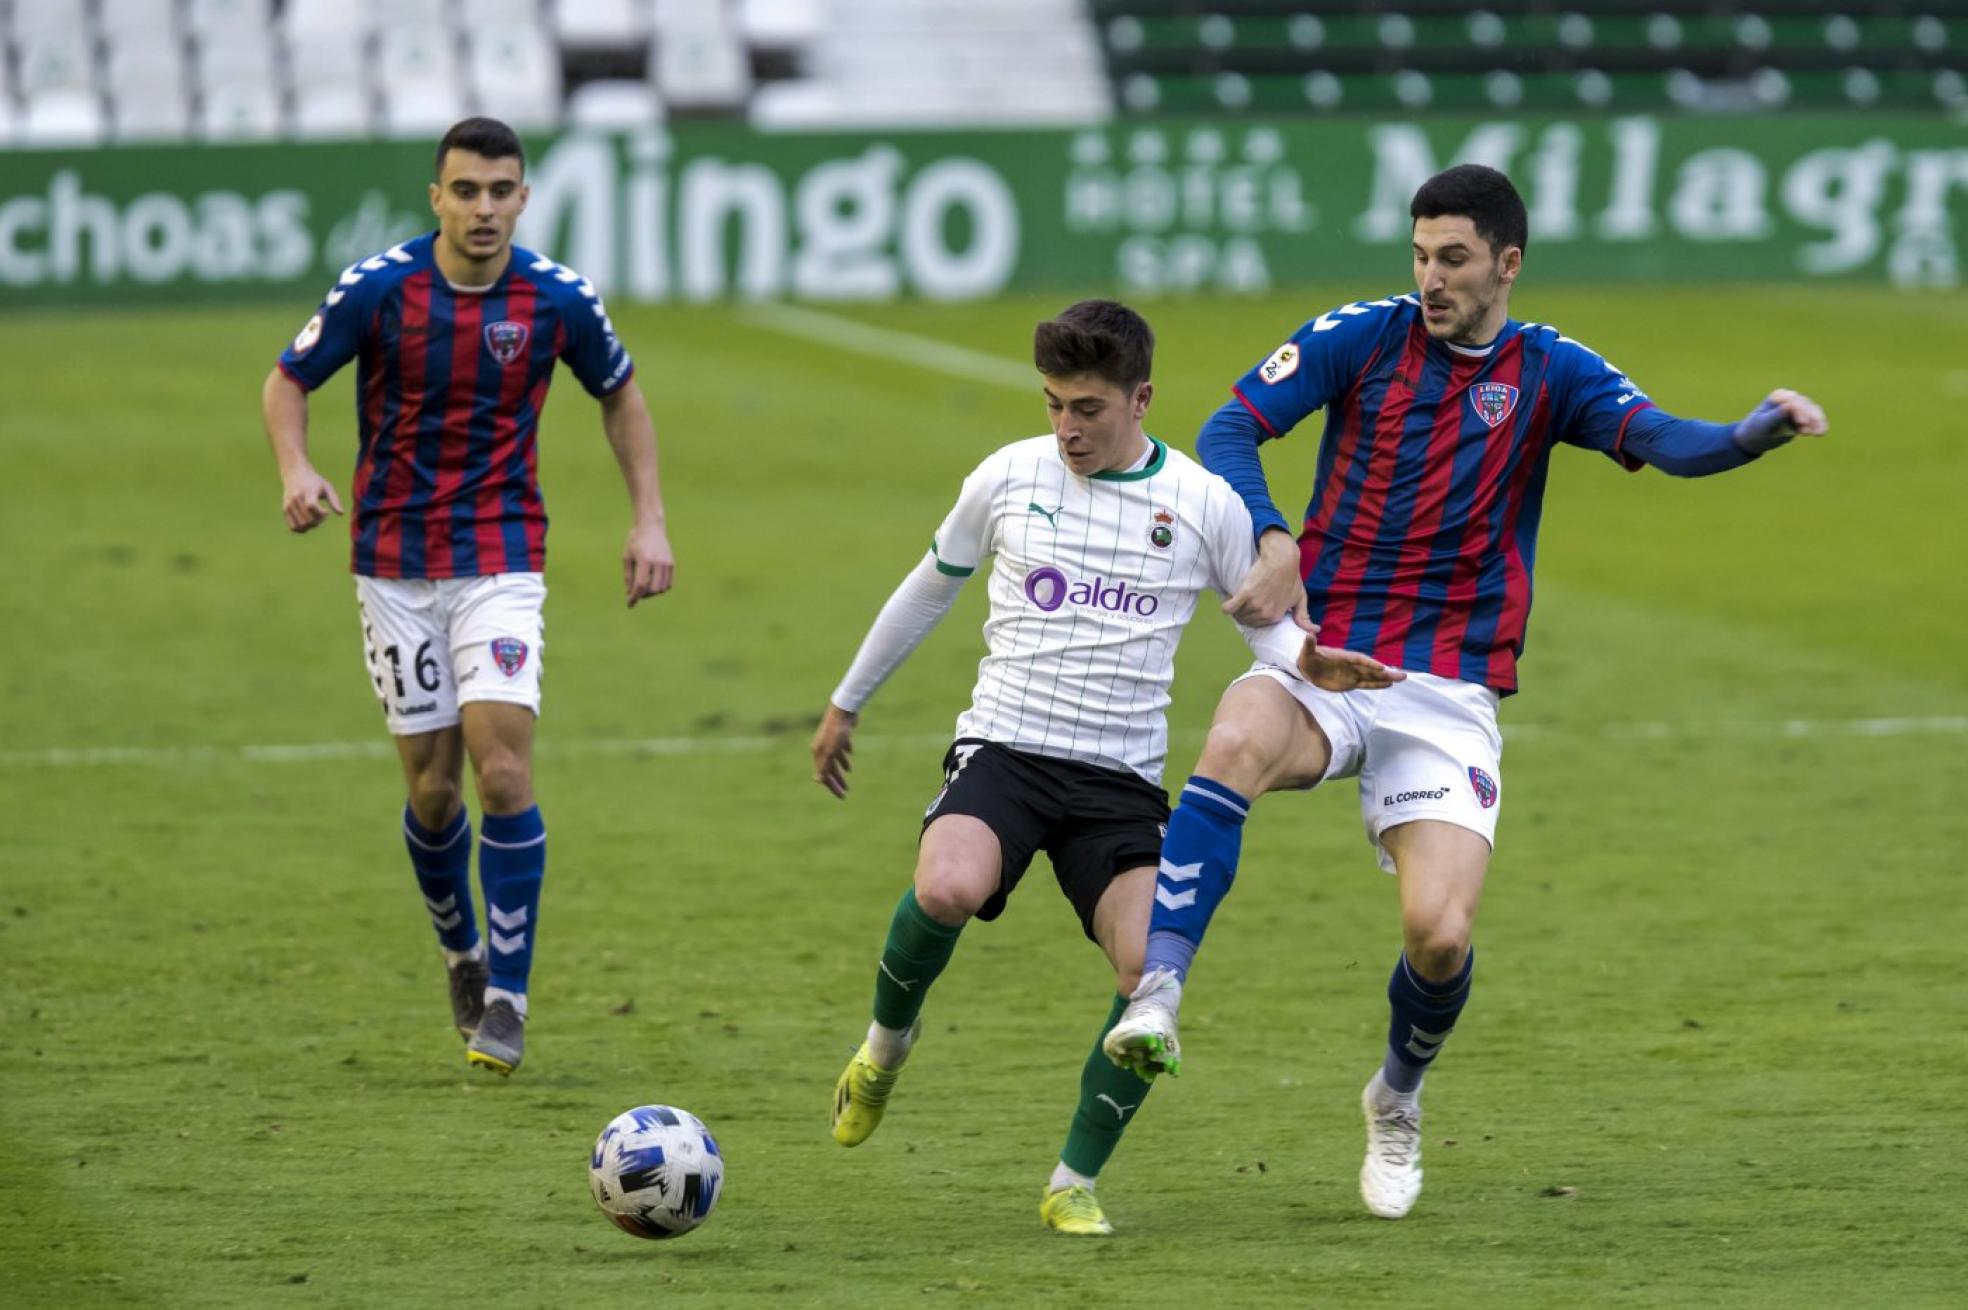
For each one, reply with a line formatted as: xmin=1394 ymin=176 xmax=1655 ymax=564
xmin=1141 ymin=777 xmax=1251 ymax=983
xmin=1382 ymin=949 xmax=1475 ymax=1094
xmin=479 ymin=806 xmax=546 ymax=996
xmin=404 ymin=806 xmax=477 ymax=954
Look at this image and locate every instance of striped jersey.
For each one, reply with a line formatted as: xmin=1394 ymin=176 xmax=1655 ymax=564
xmin=1229 ymin=293 xmax=1655 ymax=693
xmin=932 ymin=435 xmax=1284 ymax=785
xmin=276 ymin=231 xmax=633 ymax=579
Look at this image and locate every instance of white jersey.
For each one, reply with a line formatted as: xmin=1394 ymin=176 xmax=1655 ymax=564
xmin=930 ymin=435 xmax=1294 ymax=784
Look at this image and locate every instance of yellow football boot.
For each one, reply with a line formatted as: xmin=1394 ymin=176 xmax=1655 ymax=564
xmin=1040 ymin=1185 xmax=1114 ymax=1236
xmin=830 ymin=1041 xmax=905 ymax=1146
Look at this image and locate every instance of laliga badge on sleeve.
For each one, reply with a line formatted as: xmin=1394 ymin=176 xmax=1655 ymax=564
xmin=1259 ymin=342 xmax=1299 ymax=385
xmin=292 ymin=313 xmax=324 ymax=355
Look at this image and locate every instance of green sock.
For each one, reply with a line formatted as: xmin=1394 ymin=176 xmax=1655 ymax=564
xmin=1059 ymin=994 xmax=1152 ymax=1178
xmin=870 ymin=889 xmax=963 ymax=1031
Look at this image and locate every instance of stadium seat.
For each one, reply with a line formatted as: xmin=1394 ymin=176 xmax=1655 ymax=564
xmin=286 ymin=26 xmax=369 ymax=89
xmin=737 ymin=0 xmax=821 ymax=52
xmin=371 ymin=0 xmax=454 ymax=27
xmin=16 ymin=27 xmax=96 ymax=101
xmin=99 ymin=0 xmax=182 ymax=41
xmin=468 ymin=27 xmax=564 ymax=131
xmin=184 ymin=0 xmax=273 ymax=39
xmin=555 ymin=0 xmax=653 ymax=52
xmin=380 ymin=26 xmax=467 ymax=136
xmin=565 ymin=78 xmax=666 ymax=129
xmin=110 ymin=86 xmax=193 ymax=142
xmin=292 ymin=84 xmax=377 ymax=139
xmin=8 ymin=0 xmax=92 ymax=41
xmin=282 ymin=0 xmax=369 ymax=41
xmin=650 ymin=13 xmax=752 ymax=110
xmin=22 ymin=91 xmax=109 ymax=147
xmin=200 ymin=77 xmax=283 ymax=141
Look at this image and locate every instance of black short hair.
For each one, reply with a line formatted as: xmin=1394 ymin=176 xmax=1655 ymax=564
xmin=435 ymin=117 xmax=525 ymax=179
xmin=1032 ymin=300 xmax=1154 ymax=391
xmin=1410 ymin=164 xmax=1528 ymax=255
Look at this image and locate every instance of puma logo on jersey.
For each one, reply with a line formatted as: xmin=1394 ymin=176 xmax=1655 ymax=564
xmin=1027 ymin=502 xmax=1062 ymax=526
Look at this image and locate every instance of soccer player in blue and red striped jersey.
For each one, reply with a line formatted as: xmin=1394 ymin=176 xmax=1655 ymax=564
xmin=259 ymin=118 xmax=676 ymax=1077
xmin=1104 ymin=164 xmax=1827 ymax=1218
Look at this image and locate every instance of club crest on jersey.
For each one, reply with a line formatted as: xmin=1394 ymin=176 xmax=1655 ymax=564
xmin=1470 ymin=382 xmax=1519 ymax=429
xmin=1468 ymin=766 xmax=1499 ymax=809
xmin=1149 ymin=507 xmax=1175 ymax=549
xmin=484 ymin=320 xmax=530 ymax=366
xmin=1259 ymin=342 xmax=1299 ymax=385
xmin=491 ymin=637 xmax=528 ymax=677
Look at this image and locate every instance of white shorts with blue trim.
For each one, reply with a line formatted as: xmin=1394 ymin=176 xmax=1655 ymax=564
xmin=1235 ymin=665 xmax=1503 ymax=873
xmin=354 ymin=573 xmax=546 ymax=735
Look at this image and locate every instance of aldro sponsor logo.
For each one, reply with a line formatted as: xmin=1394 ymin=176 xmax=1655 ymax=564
xmin=1023 ymin=566 xmax=1161 ymax=618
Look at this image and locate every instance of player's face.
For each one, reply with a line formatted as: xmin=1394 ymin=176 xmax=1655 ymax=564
xmin=1412 ymin=215 xmax=1520 ymax=347
xmin=1043 ymin=373 xmax=1152 ymax=476
xmin=430 ymin=151 xmax=528 ymax=268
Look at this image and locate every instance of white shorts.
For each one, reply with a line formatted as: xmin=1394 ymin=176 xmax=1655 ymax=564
xmin=354 ymin=573 xmax=546 ymax=735
xmin=1237 ymin=665 xmax=1503 ymax=874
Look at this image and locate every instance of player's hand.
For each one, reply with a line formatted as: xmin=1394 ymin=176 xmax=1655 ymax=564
xmin=1298 ymin=638 xmax=1405 ymax=691
xmin=624 ymin=519 xmax=674 ymax=607
xmin=1734 ymin=389 xmax=1828 ymax=453
xmin=1223 ymin=529 xmax=1313 ymax=632
xmin=811 ymin=703 xmax=858 ymax=799
xmin=280 ymin=466 xmax=343 ymax=533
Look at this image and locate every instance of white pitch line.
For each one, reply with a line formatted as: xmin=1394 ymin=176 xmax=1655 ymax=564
xmin=741 ymin=303 xmax=1037 ymax=392
xmin=1 ymin=718 xmax=1963 ymax=771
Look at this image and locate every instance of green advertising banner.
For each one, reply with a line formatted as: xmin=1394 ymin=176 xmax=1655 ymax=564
xmin=2 ymin=113 xmax=1965 ymax=307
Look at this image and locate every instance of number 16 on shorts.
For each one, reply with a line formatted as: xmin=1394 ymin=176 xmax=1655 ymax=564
xmin=355 ymin=573 xmax=547 ymax=736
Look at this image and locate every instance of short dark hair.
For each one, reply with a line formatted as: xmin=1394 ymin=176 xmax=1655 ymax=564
xmin=1032 ymin=300 xmax=1154 ymax=391
xmin=1410 ymin=164 xmax=1528 ymax=255
xmin=435 ymin=117 xmax=525 ymax=179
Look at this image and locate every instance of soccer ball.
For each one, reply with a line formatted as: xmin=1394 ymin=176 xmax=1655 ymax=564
xmin=588 ymin=1105 xmax=724 ymax=1240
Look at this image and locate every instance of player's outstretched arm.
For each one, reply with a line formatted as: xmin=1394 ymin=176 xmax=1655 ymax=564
xmin=814 ymin=554 xmax=970 ymax=799
xmin=1297 ymin=637 xmax=1405 ymax=691
xmin=1733 ymin=388 xmax=1829 ymax=453
xmin=261 ymin=368 xmax=343 ymax=534
xmin=599 ymin=380 xmax=675 ymax=607
xmin=811 ymin=704 xmax=858 ymax=799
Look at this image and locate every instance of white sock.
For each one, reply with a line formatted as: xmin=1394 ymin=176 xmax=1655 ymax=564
xmin=1049 ymin=1162 xmax=1096 ymax=1194
xmin=866 ymin=1020 xmax=915 ymax=1069
xmin=442 ymin=941 xmax=486 ymax=968
xmin=484 ymin=985 xmax=527 ymax=1019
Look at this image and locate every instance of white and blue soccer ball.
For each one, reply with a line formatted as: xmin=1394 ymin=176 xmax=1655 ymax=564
xmin=588 ymin=1105 xmax=724 ymax=1240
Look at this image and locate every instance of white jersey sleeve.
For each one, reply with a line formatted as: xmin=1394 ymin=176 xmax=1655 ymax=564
xmin=929 ymin=457 xmax=1000 ymax=577
xmin=1201 ymin=480 xmax=1308 ymax=674
xmin=828 ymin=553 xmax=969 ymax=714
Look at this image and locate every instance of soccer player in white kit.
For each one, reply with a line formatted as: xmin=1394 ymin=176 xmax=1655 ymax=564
xmin=810 ymin=300 xmax=1397 ymax=1236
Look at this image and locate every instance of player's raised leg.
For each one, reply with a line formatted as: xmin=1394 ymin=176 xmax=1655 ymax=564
xmin=462 ymin=701 xmax=543 ymax=1075
xmin=1043 ymin=864 xmax=1158 ymax=1236
xmin=1106 ymin=676 xmax=1334 ymax=1079
xmin=394 ymin=726 xmax=487 ymax=1040
xmin=832 ymin=815 xmax=995 ymax=1146
xmin=1360 ymin=818 xmax=1488 ymax=1218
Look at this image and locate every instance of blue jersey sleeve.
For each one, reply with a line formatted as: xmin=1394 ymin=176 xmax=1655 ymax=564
xmin=555 ymin=274 xmax=635 ymax=398
xmin=276 ymin=264 xmax=376 ymax=390
xmin=1547 ymin=333 xmax=1656 ymax=471
xmin=1228 ymin=295 xmax=1410 ymax=439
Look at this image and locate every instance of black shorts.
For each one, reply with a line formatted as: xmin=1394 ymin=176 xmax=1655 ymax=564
xmin=920 ymin=738 xmax=1170 ymax=941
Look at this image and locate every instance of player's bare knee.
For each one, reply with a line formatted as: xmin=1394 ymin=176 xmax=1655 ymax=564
xmin=1195 ymin=717 xmax=1279 ymax=794
xmin=407 ymin=777 xmax=462 ymax=830
xmin=473 ymin=754 xmax=534 ymax=813
xmin=911 ymin=863 xmax=987 ymax=926
xmin=1403 ymin=922 xmax=1472 ymax=981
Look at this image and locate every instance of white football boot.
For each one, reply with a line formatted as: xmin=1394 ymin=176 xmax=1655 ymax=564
xmin=1101 ymin=968 xmax=1184 ymax=1079
xmin=1359 ymin=1069 xmax=1424 ymax=1218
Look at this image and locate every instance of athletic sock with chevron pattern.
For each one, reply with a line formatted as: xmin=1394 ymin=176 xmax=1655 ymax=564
xmin=869 ymin=888 xmax=962 ymax=1036
xmin=404 ymin=805 xmax=478 ymax=953
xmin=479 ymin=806 xmax=546 ymax=998
xmin=1382 ymin=949 xmax=1474 ymax=1094
xmin=1141 ymin=776 xmax=1251 ymax=984
xmin=1059 ymin=993 xmax=1155 ymax=1178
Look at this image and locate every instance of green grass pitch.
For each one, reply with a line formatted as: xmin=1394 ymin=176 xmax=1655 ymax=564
xmin=1 ymin=285 xmax=1964 ymax=1307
